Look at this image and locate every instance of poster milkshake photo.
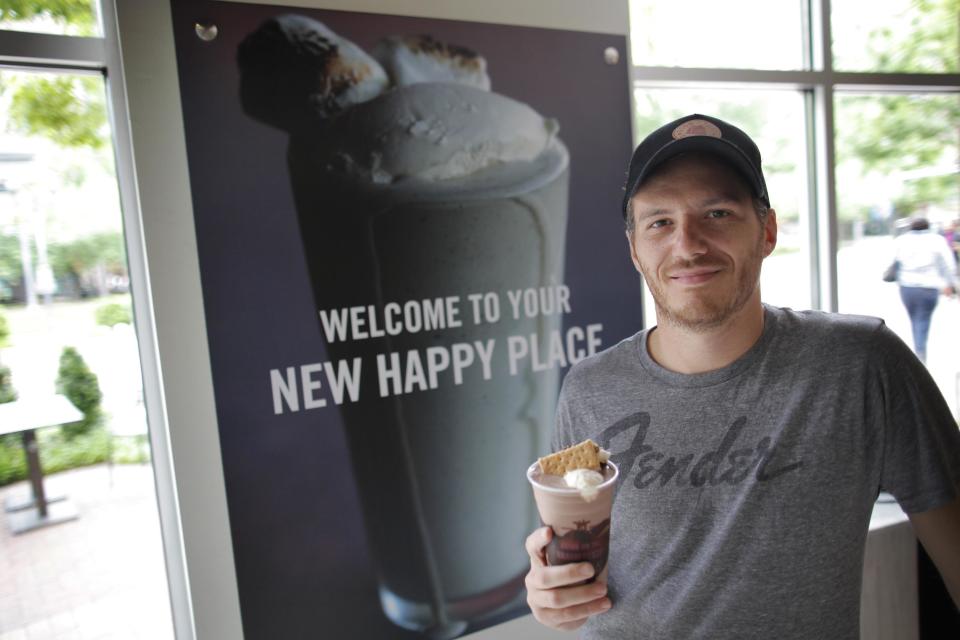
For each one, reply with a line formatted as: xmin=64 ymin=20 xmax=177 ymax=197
xmin=168 ymin=1 xmax=636 ymax=637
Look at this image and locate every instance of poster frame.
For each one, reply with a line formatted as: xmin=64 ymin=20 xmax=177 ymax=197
xmin=111 ymin=1 xmax=630 ymax=637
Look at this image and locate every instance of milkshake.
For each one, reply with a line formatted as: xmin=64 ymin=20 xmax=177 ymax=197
xmin=238 ymin=16 xmax=570 ymax=638
xmin=527 ymin=441 xmax=618 ymax=583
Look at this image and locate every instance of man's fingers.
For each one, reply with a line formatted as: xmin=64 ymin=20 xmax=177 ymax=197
xmin=527 ymin=574 xmax=606 ymax=609
xmin=532 ymin=595 xmax=612 ymax=629
xmin=524 ymin=527 xmax=611 ymax=631
xmin=524 ymin=526 xmax=552 ymax=563
xmin=526 ymin=561 xmax=595 ymax=590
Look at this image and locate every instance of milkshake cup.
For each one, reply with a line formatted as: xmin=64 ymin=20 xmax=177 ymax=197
xmin=526 ymin=461 xmax=619 ymax=583
xmin=239 ymin=16 xmax=570 ymax=638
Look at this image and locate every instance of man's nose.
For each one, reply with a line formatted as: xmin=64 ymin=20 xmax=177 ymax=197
xmin=673 ymin=218 xmax=708 ymax=259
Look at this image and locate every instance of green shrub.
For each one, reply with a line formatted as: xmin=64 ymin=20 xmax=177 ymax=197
xmin=55 ymin=346 xmax=103 ymax=438
xmin=0 ymin=436 xmax=27 ymax=486
xmin=95 ymin=302 xmax=132 ymax=328
xmin=0 ymin=427 xmax=111 ymax=487
xmin=0 ymin=364 xmax=15 ymax=404
xmin=0 ymin=310 xmax=9 ymax=347
xmin=0 ymin=362 xmax=20 ymax=483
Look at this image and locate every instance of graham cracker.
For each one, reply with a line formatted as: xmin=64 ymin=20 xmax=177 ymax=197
xmin=538 ymin=439 xmax=601 ymax=475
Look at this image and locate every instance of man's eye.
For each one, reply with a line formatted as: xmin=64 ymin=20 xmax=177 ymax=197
xmin=706 ymin=209 xmax=731 ymax=219
xmin=649 ymin=219 xmax=671 ymax=229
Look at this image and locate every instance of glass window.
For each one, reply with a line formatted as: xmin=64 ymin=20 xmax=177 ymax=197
xmin=0 ymin=68 xmax=173 ymax=639
xmin=629 ymin=0 xmax=807 ymax=70
xmin=832 ymin=0 xmax=959 ymax=73
xmin=0 ymin=1 xmax=102 ymax=37
xmin=633 ymin=87 xmax=813 ymax=311
xmin=835 ymin=91 xmax=960 ymax=410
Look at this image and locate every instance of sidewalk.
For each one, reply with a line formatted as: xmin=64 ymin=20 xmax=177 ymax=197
xmin=0 ymin=463 xmax=174 ymax=640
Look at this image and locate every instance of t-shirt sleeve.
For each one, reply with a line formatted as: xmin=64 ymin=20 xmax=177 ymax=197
xmin=874 ymin=324 xmax=960 ymax=512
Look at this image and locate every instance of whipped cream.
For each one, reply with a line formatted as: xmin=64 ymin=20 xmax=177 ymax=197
xmin=313 ymin=82 xmax=559 ymax=183
xmin=563 ymin=468 xmax=605 ymax=502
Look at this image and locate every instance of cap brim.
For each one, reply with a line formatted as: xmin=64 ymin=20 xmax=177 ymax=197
xmin=623 ymin=136 xmax=768 ymax=217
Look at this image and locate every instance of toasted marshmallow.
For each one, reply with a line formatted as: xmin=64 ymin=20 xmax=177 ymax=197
xmin=237 ymin=14 xmax=388 ymax=132
xmin=309 ymin=82 xmax=558 ymax=183
xmin=372 ymin=35 xmax=490 ymax=91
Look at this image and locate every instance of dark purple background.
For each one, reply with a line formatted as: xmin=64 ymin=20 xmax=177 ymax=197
xmin=168 ymin=1 xmax=639 ymax=637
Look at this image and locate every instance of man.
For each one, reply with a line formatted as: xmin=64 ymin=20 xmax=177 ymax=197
xmin=524 ymin=114 xmax=960 ymax=638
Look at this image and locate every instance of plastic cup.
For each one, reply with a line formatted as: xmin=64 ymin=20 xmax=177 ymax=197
xmin=526 ymin=461 xmax=618 ymax=582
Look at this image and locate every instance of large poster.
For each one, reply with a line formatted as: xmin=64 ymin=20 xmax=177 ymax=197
xmin=168 ymin=1 xmax=638 ymax=637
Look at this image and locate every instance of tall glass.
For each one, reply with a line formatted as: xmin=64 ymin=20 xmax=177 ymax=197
xmin=287 ymin=134 xmax=570 ymax=637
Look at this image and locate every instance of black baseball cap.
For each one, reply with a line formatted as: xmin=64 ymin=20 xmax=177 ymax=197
xmin=621 ymin=113 xmax=769 ymax=219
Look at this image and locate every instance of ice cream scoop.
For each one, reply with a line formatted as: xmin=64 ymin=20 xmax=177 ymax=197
xmin=372 ymin=35 xmax=491 ymax=90
xmin=305 ymin=82 xmax=559 ymax=183
xmin=237 ymin=14 xmax=388 ymax=132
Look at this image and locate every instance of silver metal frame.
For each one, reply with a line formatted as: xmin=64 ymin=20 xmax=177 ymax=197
xmin=0 ymin=30 xmax=102 ymax=69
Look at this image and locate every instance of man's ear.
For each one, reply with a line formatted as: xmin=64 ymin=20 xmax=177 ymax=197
xmin=626 ymin=228 xmax=644 ymax=274
xmin=762 ymin=208 xmax=778 ymax=258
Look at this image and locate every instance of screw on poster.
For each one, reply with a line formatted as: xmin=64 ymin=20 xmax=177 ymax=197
xmin=169 ymin=1 xmax=637 ymax=638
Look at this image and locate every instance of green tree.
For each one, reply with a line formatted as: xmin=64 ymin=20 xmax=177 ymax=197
xmin=1 ymin=2 xmax=107 ymax=156
xmin=55 ymin=345 xmax=102 ymax=438
xmin=9 ymin=75 xmax=107 ymax=148
xmin=867 ymin=0 xmax=959 ymax=74
xmin=836 ymin=0 xmax=960 ymax=222
xmin=0 ymin=0 xmax=96 ymax=35
xmin=49 ymin=231 xmax=125 ymax=296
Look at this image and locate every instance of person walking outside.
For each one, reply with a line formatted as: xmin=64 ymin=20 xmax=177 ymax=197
xmin=893 ymin=217 xmax=958 ymax=363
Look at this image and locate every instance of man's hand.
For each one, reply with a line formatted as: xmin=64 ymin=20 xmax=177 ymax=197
xmin=524 ymin=526 xmax=612 ymax=630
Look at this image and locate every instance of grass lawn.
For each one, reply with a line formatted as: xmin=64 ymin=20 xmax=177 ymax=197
xmin=0 ymin=293 xmax=132 ymax=349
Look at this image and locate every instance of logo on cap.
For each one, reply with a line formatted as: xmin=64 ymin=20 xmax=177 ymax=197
xmin=672 ymin=119 xmax=722 ymax=140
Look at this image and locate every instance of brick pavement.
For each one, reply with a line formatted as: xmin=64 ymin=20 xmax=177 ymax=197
xmin=0 ymin=464 xmax=174 ymax=640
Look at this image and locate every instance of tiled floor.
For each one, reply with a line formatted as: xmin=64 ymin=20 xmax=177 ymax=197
xmin=0 ymin=463 xmax=174 ymax=640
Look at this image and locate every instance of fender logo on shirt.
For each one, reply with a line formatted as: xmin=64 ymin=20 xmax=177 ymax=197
xmin=598 ymin=412 xmax=803 ymax=490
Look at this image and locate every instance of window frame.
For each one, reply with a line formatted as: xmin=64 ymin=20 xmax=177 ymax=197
xmin=0 ymin=7 xmax=195 ymax=640
xmin=629 ymin=0 xmax=960 ymax=321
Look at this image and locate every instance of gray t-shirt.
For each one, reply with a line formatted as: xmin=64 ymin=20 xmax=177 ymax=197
xmin=553 ymin=305 xmax=960 ymax=639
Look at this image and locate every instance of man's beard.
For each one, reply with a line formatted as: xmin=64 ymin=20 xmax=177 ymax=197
xmin=644 ymin=242 xmax=764 ymax=333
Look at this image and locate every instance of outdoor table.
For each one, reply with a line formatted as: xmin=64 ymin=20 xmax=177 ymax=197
xmin=0 ymin=394 xmax=84 ymax=534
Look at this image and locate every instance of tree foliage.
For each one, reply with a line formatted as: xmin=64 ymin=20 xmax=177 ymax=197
xmin=836 ymin=0 xmax=960 ymax=220
xmin=0 ymin=231 xmax=125 ymax=302
xmin=1 ymin=2 xmax=107 ymax=150
xmin=9 ymin=74 xmax=107 ymax=148
xmin=49 ymin=231 xmax=124 ymax=278
xmin=867 ymin=0 xmax=959 ymax=74
xmin=0 ymin=234 xmax=23 ymax=288
xmin=0 ymin=0 xmax=96 ymax=35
